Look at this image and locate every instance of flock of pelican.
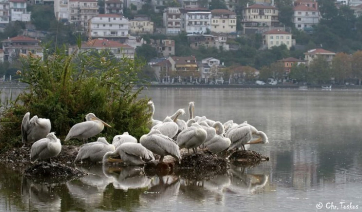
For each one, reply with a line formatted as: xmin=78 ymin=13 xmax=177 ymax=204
xmin=22 ymin=101 xmax=269 ymax=166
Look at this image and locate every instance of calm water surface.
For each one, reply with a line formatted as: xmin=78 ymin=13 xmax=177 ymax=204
xmin=1 ymin=87 xmax=362 ymax=212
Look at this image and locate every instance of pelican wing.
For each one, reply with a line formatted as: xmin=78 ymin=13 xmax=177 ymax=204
xmin=30 ymin=138 xmax=49 ymax=161
xmin=65 ymin=121 xmax=102 ymax=141
xmin=120 ymin=143 xmax=154 ymax=161
xmin=21 ymin=112 xmax=30 ymax=143
xmin=176 ymin=127 xmax=198 ymax=147
xmin=75 ymin=142 xmax=109 ymax=162
xmin=147 ymin=134 xmax=180 ymax=159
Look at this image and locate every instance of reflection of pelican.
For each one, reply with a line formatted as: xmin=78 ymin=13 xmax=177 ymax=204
xmin=103 ymin=143 xmax=155 ymax=165
xmin=74 ymin=137 xmax=115 ymax=163
xmin=103 ymin=166 xmax=151 ymax=191
xmin=21 ymin=177 xmax=61 ymax=211
xmin=152 ymin=116 xmax=179 ymax=139
xmin=65 ymin=113 xmax=111 ymax=142
xmin=140 ymin=129 xmax=181 ymax=162
xmin=226 ymin=125 xmax=268 ymax=150
xmin=229 ymin=166 xmax=269 ymax=194
xmin=112 ymin=132 xmax=137 ymax=149
xmin=148 ymin=100 xmax=162 ymax=128
xmin=176 ymin=122 xmax=207 ymax=153
xmin=170 ymin=109 xmax=187 ymax=132
xmin=21 ymin=112 xmax=51 ymax=144
xmin=30 ymin=132 xmax=61 ymax=162
xmin=203 ymin=174 xmax=231 ymax=194
xmin=140 ymin=175 xmax=180 ymax=203
xmin=75 ymin=164 xmax=114 ymax=190
xmin=204 ymin=122 xmax=231 ymax=154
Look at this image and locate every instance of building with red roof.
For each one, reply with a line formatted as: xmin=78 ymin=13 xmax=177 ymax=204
xmin=1 ymin=35 xmax=42 ymax=62
xmin=278 ymin=57 xmax=306 ymax=73
xmin=210 ymin=9 xmax=237 ymax=34
xmin=242 ymin=4 xmax=280 ymax=33
xmin=293 ymin=3 xmax=320 ymax=31
xmin=69 ymin=38 xmax=135 ymax=59
xmin=304 ymin=48 xmax=336 ymax=65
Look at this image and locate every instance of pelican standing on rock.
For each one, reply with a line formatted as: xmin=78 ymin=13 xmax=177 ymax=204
xmin=176 ymin=122 xmax=207 ymax=153
xmin=65 ymin=113 xmax=111 ymax=142
xmin=226 ymin=125 xmax=269 ymax=150
xmin=74 ymin=137 xmax=115 ymax=163
xmin=152 ymin=116 xmax=179 ymax=139
xmin=112 ymin=132 xmax=137 ymax=149
xmin=103 ymin=143 xmax=155 ymax=166
xmin=21 ymin=112 xmax=51 ymax=144
xmin=140 ymin=129 xmax=181 ymax=162
xmin=30 ymin=132 xmax=61 ymax=163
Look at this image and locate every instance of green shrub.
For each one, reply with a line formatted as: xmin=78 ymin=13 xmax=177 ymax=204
xmin=0 ymin=46 xmax=151 ymax=150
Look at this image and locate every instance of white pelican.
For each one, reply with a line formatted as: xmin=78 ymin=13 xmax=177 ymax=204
xmin=152 ymin=116 xmax=179 ymax=139
xmin=176 ymin=122 xmax=207 ymax=153
xmin=74 ymin=137 xmax=115 ymax=163
xmin=112 ymin=132 xmax=137 ymax=149
xmin=223 ymin=120 xmax=238 ymax=134
xmin=226 ymin=125 xmax=268 ymax=150
xmin=30 ymin=132 xmax=61 ymax=162
xmin=21 ymin=112 xmax=51 ymax=144
xmin=186 ymin=102 xmax=195 ymax=127
xmin=140 ymin=129 xmax=181 ymax=162
xmin=65 ymin=113 xmax=111 ymax=142
xmin=103 ymin=143 xmax=155 ymax=166
xmin=170 ymin=109 xmax=187 ymax=132
xmin=204 ymin=122 xmax=231 ymax=154
xmin=148 ymin=100 xmax=162 ymax=128
xmin=199 ymin=121 xmax=216 ymax=144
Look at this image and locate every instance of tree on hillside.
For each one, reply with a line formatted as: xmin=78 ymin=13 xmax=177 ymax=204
xmin=136 ymin=44 xmax=158 ymax=61
xmin=289 ymin=63 xmax=307 ymax=83
xmin=209 ymin=0 xmax=227 ymax=10
xmin=331 ymin=52 xmax=351 ymax=84
xmin=275 ymin=0 xmax=294 ymax=28
xmin=0 ymin=21 xmax=25 ymax=40
xmin=308 ymin=56 xmax=331 ymax=84
xmin=29 ymin=5 xmax=56 ymax=31
xmin=351 ymin=51 xmax=362 ymax=85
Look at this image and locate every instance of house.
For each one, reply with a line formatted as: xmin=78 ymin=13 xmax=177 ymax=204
xmin=149 ymin=39 xmax=175 ymax=57
xmin=187 ymin=34 xmax=229 ymax=50
xmin=304 ymin=48 xmax=336 ymax=65
xmin=129 ymin=16 xmax=154 ymax=35
xmin=181 ymin=0 xmax=199 ymax=9
xmin=54 ymin=0 xmax=69 ymax=21
xmin=180 ymin=8 xmax=211 ymax=34
xmin=0 ymin=0 xmax=10 ymax=25
xmin=198 ymin=57 xmax=224 ymax=83
xmin=294 ymin=0 xmax=318 ymax=8
xmin=2 ymin=35 xmax=43 ymax=62
xmin=168 ymin=56 xmax=198 ymax=72
xmin=278 ymin=57 xmax=306 ymax=73
xmin=227 ymin=65 xmax=259 ymax=83
xmin=69 ymin=38 xmax=135 ymax=59
xmin=351 ymin=4 xmax=362 ymax=17
xmin=69 ymin=0 xmax=99 ymax=32
xmin=89 ymin=14 xmax=129 ymax=41
xmin=293 ymin=4 xmax=320 ymax=31
xmin=163 ymin=7 xmax=182 ymax=35
xmin=105 ymin=0 xmax=123 ymax=15
xmin=10 ymin=0 xmax=31 ymax=22
xmin=263 ymin=29 xmax=293 ymax=49
xmin=150 ymin=58 xmax=172 ymax=82
xmin=0 ymin=49 xmax=4 ymax=62
xmin=210 ymin=9 xmax=236 ymax=34
xmin=242 ymin=4 xmax=279 ymax=33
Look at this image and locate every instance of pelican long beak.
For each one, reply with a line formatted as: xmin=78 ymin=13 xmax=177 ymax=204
xmin=107 ymin=158 xmax=123 ymax=163
xmin=93 ymin=117 xmax=112 ymax=127
xmin=246 ymin=137 xmax=263 ymax=144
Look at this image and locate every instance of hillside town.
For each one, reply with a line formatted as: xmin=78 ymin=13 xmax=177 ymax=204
xmin=0 ymin=0 xmax=362 ymax=85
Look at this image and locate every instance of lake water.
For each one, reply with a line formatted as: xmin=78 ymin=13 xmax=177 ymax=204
xmin=1 ymin=87 xmax=362 ymax=212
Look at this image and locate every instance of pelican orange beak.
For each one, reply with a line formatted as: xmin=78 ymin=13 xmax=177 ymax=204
xmin=107 ymin=157 xmax=123 ymax=163
xmin=93 ymin=117 xmax=112 ymax=127
xmin=246 ymin=137 xmax=263 ymax=144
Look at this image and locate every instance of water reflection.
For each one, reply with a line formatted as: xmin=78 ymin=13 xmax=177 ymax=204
xmin=21 ymin=177 xmax=61 ymax=212
xmin=228 ymin=165 xmax=269 ymax=194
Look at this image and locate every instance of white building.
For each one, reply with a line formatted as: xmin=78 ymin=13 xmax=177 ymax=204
xmin=242 ymin=4 xmax=279 ymax=31
xmin=293 ymin=4 xmax=320 ymax=30
xmin=54 ymin=0 xmax=69 ymax=21
xmin=105 ymin=0 xmax=123 ymax=15
xmin=181 ymin=8 xmax=211 ymax=34
xmin=163 ymin=7 xmax=182 ymax=35
xmin=199 ymin=57 xmax=223 ymax=82
xmin=89 ymin=14 xmax=129 ymax=39
xmin=10 ymin=0 xmax=30 ymax=22
xmin=0 ymin=0 xmax=9 ymax=25
xmin=2 ymin=35 xmax=43 ymax=62
xmin=263 ymin=29 xmax=293 ymax=49
xmin=210 ymin=9 xmax=236 ymax=34
xmin=181 ymin=0 xmax=199 ymax=8
xmin=69 ymin=0 xmax=99 ymax=32
xmin=129 ymin=16 xmax=154 ymax=34
xmin=304 ymin=48 xmax=335 ymax=65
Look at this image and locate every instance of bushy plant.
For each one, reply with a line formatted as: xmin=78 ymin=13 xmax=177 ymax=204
xmin=0 ymin=45 xmax=151 ymax=149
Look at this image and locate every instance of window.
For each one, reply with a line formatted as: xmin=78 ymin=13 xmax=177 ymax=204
xmin=298 ymin=24 xmax=301 ymax=28
xmin=276 ymin=36 xmax=279 ymax=39
xmin=110 ymin=24 xmax=112 ymax=27
xmin=270 ymin=36 xmax=273 ymax=39
xmin=280 ymin=36 xmax=283 ymax=39
xmin=286 ymin=36 xmax=289 ymax=39
xmin=271 ymin=41 xmax=273 ymax=44
xmin=298 ymin=18 xmax=301 ymax=21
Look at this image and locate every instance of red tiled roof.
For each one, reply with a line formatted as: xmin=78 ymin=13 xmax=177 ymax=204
xmin=2 ymin=35 xmax=40 ymax=42
xmin=279 ymin=57 xmax=305 ymax=62
xmin=294 ymin=5 xmax=319 ymax=11
xmin=171 ymin=56 xmax=197 ymax=65
xmin=264 ymin=29 xmax=291 ymax=34
xmin=305 ymin=48 xmax=335 ymax=55
xmin=154 ymin=59 xmax=171 ymax=67
xmin=211 ymin=9 xmax=236 ymax=15
xmin=82 ymin=39 xmax=133 ymax=49
xmin=247 ymin=4 xmax=276 ymax=9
